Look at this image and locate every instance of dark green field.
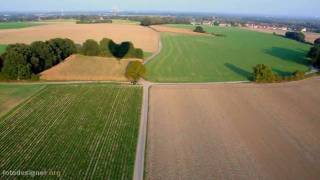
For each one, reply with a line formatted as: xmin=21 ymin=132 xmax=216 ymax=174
xmin=0 ymin=22 xmax=43 ymax=29
xmin=0 ymin=84 xmax=142 ymax=179
xmin=146 ymin=25 xmax=311 ymax=82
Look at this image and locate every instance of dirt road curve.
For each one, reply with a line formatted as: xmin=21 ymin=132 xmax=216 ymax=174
xmin=147 ymin=77 xmax=320 ymax=180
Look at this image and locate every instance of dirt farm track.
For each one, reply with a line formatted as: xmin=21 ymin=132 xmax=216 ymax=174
xmin=0 ymin=22 xmax=159 ymax=52
xmin=147 ymin=77 xmax=320 ymax=180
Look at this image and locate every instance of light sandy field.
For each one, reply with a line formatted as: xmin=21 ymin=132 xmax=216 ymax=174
xmin=151 ymin=25 xmax=206 ymax=36
xmin=40 ymin=55 xmax=142 ymax=81
xmin=147 ymin=77 xmax=320 ymax=180
xmin=243 ymin=27 xmax=320 ymax=43
xmin=0 ymin=22 xmax=159 ymax=52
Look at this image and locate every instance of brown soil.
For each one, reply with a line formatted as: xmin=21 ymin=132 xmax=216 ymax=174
xmin=40 ymin=55 xmax=142 ymax=81
xmin=0 ymin=23 xmax=159 ymax=52
xmin=147 ymin=77 xmax=320 ymax=180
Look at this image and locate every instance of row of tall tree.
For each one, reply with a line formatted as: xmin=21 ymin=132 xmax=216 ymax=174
xmin=0 ymin=38 xmax=77 ymax=80
xmin=80 ymin=38 xmax=144 ymax=59
xmin=285 ymin=32 xmax=305 ymax=42
xmin=140 ymin=16 xmax=190 ymax=26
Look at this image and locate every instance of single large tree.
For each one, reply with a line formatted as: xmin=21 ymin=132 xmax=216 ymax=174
xmin=81 ymin=39 xmax=100 ymax=56
xmin=314 ymin=38 xmax=320 ymax=46
xmin=2 ymin=45 xmax=32 ymax=80
xmin=194 ymin=26 xmax=206 ymax=33
xmin=253 ymin=64 xmax=277 ymax=82
xmin=307 ymin=45 xmax=320 ymax=67
xmin=99 ymin=38 xmax=113 ymax=57
xmin=125 ymin=61 xmax=146 ymax=83
xmin=30 ymin=41 xmax=57 ymax=71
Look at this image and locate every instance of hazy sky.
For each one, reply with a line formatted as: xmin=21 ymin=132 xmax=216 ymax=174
xmin=1 ymin=0 xmax=319 ymax=17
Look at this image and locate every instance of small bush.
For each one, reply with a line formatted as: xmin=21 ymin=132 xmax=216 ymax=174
xmin=194 ymin=26 xmax=206 ymax=33
xmin=253 ymin=64 xmax=277 ymax=83
xmin=293 ymin=71 xmax=305 ymax=80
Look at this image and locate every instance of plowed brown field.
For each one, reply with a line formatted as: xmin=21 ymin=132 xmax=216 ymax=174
xmin=147 ymin=77 xmax=320 ymax=180
xmin=0 ymin=22 xmax=159 ymax=52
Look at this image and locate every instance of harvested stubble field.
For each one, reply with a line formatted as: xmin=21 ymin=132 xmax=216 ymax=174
xmin=0 ymin=84 xmax=142 ymax=179
xmin=0 ymin=84 xmax=45 ymax=117
xmin=40 ymin=55 xmax=142 ymax=81
xmin=0 ymin=22 xmax=159 ymax=53
xmin=147 ymin=77 xmax=320 ymax=180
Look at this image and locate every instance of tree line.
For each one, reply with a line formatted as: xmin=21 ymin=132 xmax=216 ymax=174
xmin=0 ymin=37 xmax=145 ymax=81
xmin=285 ymin=32 xmax=305 ymax=42
xmin=80 ymin=38 xmax=144 ymax=59
xmin=0 ymin=38 xmax=77 ymax=80
xmin=139 ymin=16 xmax=190 ymax=26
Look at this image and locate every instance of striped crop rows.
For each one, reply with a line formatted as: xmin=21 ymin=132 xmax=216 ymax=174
xmin=0 ymin=84 xmax=142 ymax=179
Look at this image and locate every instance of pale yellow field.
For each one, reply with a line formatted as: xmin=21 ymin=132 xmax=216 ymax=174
xmin=40 ymin=55 xmax=142 ymax=81
xmin=0 ymin=22 xmax=159 ymax=52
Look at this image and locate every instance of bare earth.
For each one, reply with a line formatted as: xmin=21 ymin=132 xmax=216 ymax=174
xmin=0 ymin=22 xmax=159 ymax=52
xmin=243 ymin=27 xmax=320 ymax=43
xmin=147 ymin=77 xmax=320 ymax=180
xmin=40 ymin=55 xmax=142 ymax=81
xmin=151 ymin=25 xmax=205 ymax=36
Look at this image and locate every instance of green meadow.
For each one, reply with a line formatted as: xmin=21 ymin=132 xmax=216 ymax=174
xmin=146 ymin=25 xmax=311 ymax=82
xmin=0 ymin=22 xmax=43 ymax=29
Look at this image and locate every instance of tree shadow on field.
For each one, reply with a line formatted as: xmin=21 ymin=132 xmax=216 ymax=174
xmin=264 ymin=47 xmax=310 ymax=66
xmin=224 ymin=63 xmax=253 ymax=80
xmin=272 ymin=68 xmax=292 ymax=77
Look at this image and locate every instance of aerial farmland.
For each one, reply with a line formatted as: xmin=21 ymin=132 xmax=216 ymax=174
xmin=0 ymin=1 xmax=320 ymax=179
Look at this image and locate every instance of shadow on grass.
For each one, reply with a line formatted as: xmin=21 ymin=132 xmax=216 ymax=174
xmin=264 ymin=47 xmax=310 ymax=66
xmin=224 ymin=63 xmax=253 ymax=80
xmin=272 ymin=68 xmax=293 ymax=77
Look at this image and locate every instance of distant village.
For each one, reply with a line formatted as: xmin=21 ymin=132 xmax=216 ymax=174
xmin=191 ymin=18 xmax=308 ymax=32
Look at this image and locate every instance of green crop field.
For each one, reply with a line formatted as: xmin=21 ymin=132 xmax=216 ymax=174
xmin=0 ymin=84 xmax=142 ymax=179
xmin=0 ymin=84 xmax=45 ymax=117
xmin=146 ymin=25 xmax=311 ymax=82
xmin=0 ymin=45 xmax=6 ymax=54
xmin=0 ymin=22 xmax=43 ymax=29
